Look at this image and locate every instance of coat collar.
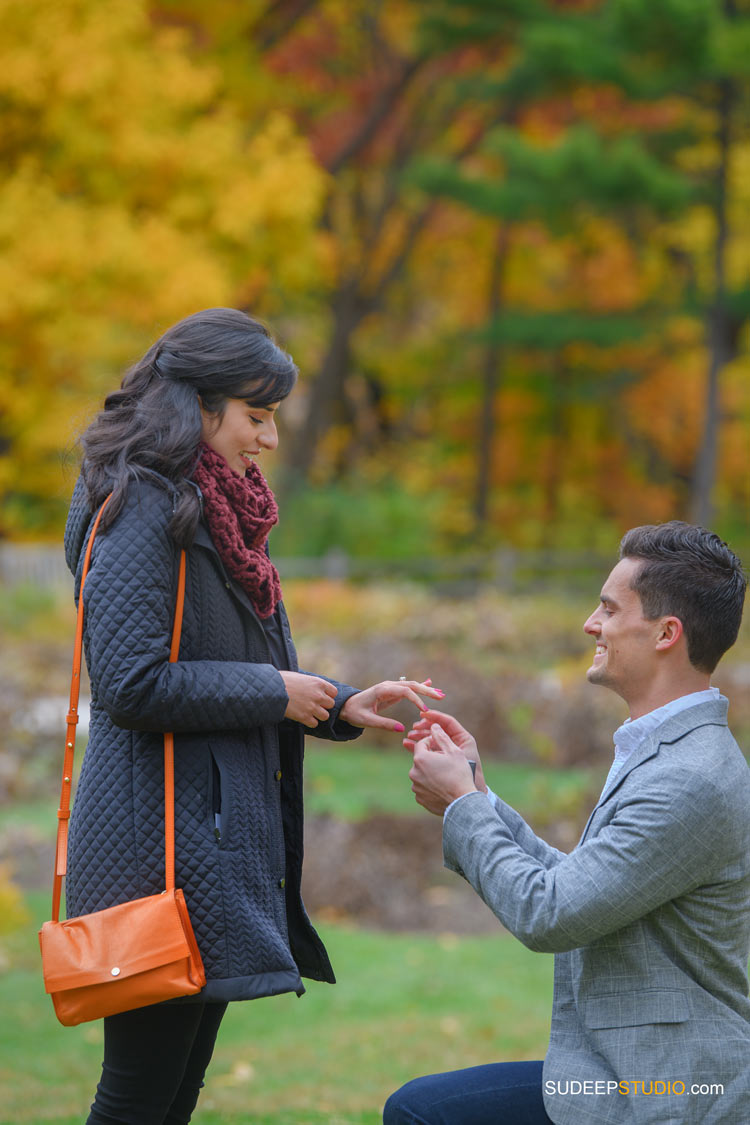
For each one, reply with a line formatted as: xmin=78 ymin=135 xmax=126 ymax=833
xmin=578 ymin=697 xmax=729 ymax=844
xmin=192 ymin=518 xmax=281 ymax=630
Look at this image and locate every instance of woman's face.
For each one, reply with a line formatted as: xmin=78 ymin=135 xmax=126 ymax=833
xmin=200 ymin=397 xmax=280 ymax=476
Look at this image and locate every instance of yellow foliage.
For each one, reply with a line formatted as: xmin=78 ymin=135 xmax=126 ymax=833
xmin=624 ymin=348 xmax=705 ymax=475
xmin=0 ymin=864 xmax=29 ymax=937
xmin=0 ymin=0 xmax=327 ymax=537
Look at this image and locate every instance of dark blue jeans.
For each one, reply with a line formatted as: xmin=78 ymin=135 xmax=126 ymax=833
xmin=86 ymin=1001 xmax=227 ymax=1124
xmin=383 ymin=1060 xmax=553 ymax=1125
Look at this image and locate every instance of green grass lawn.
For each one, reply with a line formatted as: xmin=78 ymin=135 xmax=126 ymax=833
xmin=0 ymin=748 xmax=586 ymax=1121
xmin=0 ymin=746 xmax=594 ymax=1122
xmin=1 ymin=893 xmax=552 ymax=1125
xmin=304 ymin=743 xmax=600 ymax=823
xmin=0 ymin=745 xmax=601 ymax=838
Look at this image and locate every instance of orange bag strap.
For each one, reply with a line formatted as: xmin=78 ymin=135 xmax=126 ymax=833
xmin=51 ymin=495 xmax=186 ymax=921
xmin=163 ymin=548 xmax=186 ymax=890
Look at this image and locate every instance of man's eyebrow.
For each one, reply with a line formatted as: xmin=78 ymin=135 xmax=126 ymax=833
xmin=600 ymin=592 xmax=619 ymax=608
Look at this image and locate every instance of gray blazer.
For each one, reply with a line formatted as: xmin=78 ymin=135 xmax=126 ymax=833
xmin=443 ymin=698 xmax=750 ymax=1124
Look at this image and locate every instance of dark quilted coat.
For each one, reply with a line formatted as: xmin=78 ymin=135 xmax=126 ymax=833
xmin=63 ymin=473 xmax=363 ymax=1003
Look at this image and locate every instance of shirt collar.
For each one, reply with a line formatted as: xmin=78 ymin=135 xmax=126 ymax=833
xmin=612 ymin=687 xmax=724 ymax=760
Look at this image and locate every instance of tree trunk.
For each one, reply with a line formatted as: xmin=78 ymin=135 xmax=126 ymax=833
xmin=285 ymin=281 xmax=367 ymax=481
xmin=475 ymin=223 xmax=511 ymax=530
xmin=690 ymin=75 xmax=733 ymax=526
xmin=540 ymin=356 xmax=566 ymax=549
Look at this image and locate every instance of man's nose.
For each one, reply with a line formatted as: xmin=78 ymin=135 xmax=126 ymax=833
xmin=583 ymin=610 xmax=599 ymax=636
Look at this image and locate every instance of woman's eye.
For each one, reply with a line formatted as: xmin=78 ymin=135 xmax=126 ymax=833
xmin=249 ymin=416 xmax=263 ymax=425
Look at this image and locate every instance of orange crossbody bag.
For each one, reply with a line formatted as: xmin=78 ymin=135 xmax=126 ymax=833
xmin=39 ymin=495 xmax=206 ymax=1026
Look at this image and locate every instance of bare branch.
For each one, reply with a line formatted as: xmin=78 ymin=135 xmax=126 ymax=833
xmin=326 ymin=55 xmax=428 ymax=174
xmin=254 ymin=0 xmax=320 ymax=51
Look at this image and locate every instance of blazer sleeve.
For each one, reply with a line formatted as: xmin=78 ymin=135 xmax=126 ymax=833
xmin=443 ymin=773 xmax=730 ymax=953
xmin=82 ymin=486 xmax=289 ymax=733
xmin=486 ymin=792 xmax=567 ymax=868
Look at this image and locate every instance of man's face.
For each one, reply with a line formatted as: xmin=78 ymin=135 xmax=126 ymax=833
xmin=583 ymin=558 xmax=661 ymax=705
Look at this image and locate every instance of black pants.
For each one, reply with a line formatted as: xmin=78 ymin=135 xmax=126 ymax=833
xmin=86 ymin=1001 xmax=228 ymax=1125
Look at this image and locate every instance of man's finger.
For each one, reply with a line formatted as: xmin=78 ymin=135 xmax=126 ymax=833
xmin=430 ymin=724 xmax=455 ymax=750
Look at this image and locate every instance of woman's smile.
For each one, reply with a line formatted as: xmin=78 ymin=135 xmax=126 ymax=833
xmin=201 ymin=398 xmax=280 ymax=475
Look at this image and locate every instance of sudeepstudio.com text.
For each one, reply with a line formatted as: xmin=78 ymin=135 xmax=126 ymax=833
xmin=545 ymin=1080 xmax=724 ymax=1097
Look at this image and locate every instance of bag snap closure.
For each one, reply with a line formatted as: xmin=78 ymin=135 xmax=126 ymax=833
xmin=111 ymin=967 xmax=121 ymax=976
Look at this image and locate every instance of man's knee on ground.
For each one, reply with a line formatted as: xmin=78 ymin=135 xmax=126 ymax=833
xmin=383 ymin=1079 xmax=421 ymax=1124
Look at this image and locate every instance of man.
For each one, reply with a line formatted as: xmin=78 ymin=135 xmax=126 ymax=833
xmin=384 ymin=522 xmax=750 ymax=1125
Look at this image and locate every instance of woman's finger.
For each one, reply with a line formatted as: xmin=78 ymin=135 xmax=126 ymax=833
xmin=409 ymin=681 xmax=445 ymax=700
xmin=405 ymin=690 xmax=431 ymax=712
xmin=362 ymin=713 xmax=407 ymax=732
xmin=393 ymin=680 xmax=445 ymax=698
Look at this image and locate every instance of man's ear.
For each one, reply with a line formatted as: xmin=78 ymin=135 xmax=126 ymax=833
xmin=655 ymin=616 xmax=683 ymax=652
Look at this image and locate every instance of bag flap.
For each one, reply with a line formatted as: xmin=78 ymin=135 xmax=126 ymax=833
xmin=39 ymin=891 xmax=193 ymax=993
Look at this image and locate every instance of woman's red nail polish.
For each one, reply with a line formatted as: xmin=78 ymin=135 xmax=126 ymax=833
xmin=394 ymin=722 xmax=405 ymax=732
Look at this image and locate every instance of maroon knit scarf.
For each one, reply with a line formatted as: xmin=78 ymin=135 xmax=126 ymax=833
xmin=192 ymin=442 xmax=282 ymax=619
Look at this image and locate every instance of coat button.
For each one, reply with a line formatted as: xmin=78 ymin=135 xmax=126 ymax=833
xmin=278 ymin=877 xmax=286 ymax=889
xmin=275 ymin=770 xmax=282 ymax=781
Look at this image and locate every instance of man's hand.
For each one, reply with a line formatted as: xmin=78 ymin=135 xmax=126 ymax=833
xmin=279 ymin=671 xmax=338 ymax=728
xmin=405 ymin=709 xmax=487 ymax=794
xmin=409 ymin=724 xmax=479 ymax=816
xmin=340 ymin=679 xmax=445 ymax=733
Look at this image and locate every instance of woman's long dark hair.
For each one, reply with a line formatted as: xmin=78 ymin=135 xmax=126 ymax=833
xmin=80 ymin=307 xmax=297 ymax=544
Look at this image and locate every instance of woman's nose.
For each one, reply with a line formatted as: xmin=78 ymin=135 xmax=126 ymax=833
xmin=259 ymin=421 xmax=278 ymax=450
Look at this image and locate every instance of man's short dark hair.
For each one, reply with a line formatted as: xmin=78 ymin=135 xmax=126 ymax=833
xmin=619 ymin=521 xmax=746 ymax=673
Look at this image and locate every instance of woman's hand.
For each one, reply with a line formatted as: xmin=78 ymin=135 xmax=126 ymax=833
xmin=404 ymin=709 xmax=487 ymax=793
xmin=279 ymin=671 xmax=338 ymax=728
xmin=339 ymin=679 xmax=445 ymax=733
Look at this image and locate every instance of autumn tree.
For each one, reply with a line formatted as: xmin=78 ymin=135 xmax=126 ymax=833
xmin=412 ymin=0 xmax=750 ymax=532
xmin=0 ymin=0 xmax=326 ymax=536
xmin=235 ymin=2 xmax=515 ymax=492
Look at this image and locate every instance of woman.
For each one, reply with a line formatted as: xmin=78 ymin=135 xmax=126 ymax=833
xmin=64 ymin=307 xmax=441 ymax=1124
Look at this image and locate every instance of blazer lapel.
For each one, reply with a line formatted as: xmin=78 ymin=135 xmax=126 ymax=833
xmin=578 ymin=737 xmax=660 ymax=844
xmin=577 ymin=698 xmax=729 ymax=845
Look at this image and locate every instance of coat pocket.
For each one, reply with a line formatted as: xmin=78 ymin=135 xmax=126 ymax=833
xmin=583 ymin=989 xmax=691 ymax=1029
xmin=207 ymin=748 xmax=223 ymax=844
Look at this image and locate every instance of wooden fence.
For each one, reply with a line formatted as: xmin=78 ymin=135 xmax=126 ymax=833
xmin=0 ymin=543 xmax=612 ymax=595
